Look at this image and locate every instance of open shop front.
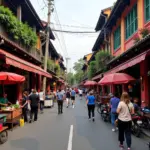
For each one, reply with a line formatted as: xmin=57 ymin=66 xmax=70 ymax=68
xmin=0 ymin=72 xmax=25 ymax=131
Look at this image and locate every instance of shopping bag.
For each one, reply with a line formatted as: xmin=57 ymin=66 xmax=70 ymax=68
xmin=20 ymin=119 xmax=24 ymax=127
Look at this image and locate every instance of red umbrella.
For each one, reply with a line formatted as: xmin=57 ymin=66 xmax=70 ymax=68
xmin=84 ymin=80 xmax=97 ymax=86
xmin=0 ymin=72 xmax=25 ymax=84
xmin=98 ymin=73 xmax=135 ymax=85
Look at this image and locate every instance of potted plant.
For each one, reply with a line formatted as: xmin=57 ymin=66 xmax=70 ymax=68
xmin=140 ymin=28 xmax=150 ymax=38
xmin=133 ymin=34 xmax=140 ymax=44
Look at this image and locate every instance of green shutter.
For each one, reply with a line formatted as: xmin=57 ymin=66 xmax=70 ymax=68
xmin=145 ymin=0 xmax=150 ymax=22
xmin=125 ymin=4 xmax=137 ymax=39
xmin=114 ymin=26 xmax=121 ymax=50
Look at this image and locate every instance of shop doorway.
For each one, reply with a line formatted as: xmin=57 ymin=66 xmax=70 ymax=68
xmin=125 ymin=64 xmax=141 ymax=105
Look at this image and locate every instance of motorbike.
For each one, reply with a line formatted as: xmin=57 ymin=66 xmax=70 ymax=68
xmin=141 ymin=107 xmax=150 ymax=130
xmin=131 ymin=114 xmax=143 ymax=137
xmin=100 ymin=103 xmax=111 ymax=122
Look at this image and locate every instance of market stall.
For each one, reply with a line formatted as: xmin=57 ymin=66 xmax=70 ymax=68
xmin=0 ymin=72 xmax=25 ymax=131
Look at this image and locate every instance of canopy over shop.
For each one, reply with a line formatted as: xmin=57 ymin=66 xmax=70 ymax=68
xmin=99 ymin=45 xmax=150 ymax=106
xmin=0 ymin=72 xmax=26 ymax=131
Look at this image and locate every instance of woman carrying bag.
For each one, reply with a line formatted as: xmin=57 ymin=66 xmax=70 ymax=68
xmin=117 ymin=92 xmax=134 ymax=150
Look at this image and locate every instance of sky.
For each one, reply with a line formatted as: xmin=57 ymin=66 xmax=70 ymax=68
xmin=31 ymin=0 xmax=115 ymax=72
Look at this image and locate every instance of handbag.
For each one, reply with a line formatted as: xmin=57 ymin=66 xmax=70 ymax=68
xmin=115 ymin=119 xmax=118 ymax=126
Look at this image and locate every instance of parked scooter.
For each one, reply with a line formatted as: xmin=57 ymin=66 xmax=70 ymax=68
xmin=131 ymin=114 xmax=143 ymax=137
xmin=100 ymin=103 xmax=111 ymax=122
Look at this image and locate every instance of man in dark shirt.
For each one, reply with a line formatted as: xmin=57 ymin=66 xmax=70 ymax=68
xmin=29 ymin=89 xmax=40 ymax=123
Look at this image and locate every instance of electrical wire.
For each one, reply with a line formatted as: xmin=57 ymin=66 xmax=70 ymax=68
xmin=53 ymin=4 xmax=68 ymax=58
xmin=51 ymin=29 xmax=96 ymax=34
xmin=50 ymin=22 xmax=94 ymax=29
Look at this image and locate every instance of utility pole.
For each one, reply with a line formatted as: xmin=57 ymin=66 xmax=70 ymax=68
xmin=65 ymin=57 xmax=70 ymax=73
xmin=43 ymin=0 xmax=53 ymax=94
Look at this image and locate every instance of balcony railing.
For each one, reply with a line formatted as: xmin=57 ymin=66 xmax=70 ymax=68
xmin=0 ymin=24 xmax=41 ymax=62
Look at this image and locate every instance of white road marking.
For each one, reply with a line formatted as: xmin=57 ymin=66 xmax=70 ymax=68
xmin=67 ymin=125 xmax=73 ymax=150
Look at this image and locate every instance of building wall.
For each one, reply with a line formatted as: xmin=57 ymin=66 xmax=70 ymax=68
xmin=111 ymin=0 xmax=146 ymax=57
xmin=104 ymin=8 xmax=112 ymax=18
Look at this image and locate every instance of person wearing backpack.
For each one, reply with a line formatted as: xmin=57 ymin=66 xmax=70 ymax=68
xmin=56 ymin=89 xmax=64 ymax=114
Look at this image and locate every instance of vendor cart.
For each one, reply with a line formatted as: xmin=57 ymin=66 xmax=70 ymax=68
xmin=0 ymin=114 xmax=8 ymax=144
xmin=44 ymin=94 xmax=54 ymax=107
xmin=0 ymin=108 xmax=22 ymax=131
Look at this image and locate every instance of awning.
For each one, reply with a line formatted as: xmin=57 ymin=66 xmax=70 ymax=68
xmin=92 ymin=74 xmax=103 ymax=80
xmin=0 ymin=49 xmax=52 ymax=78
xmin=98 ymin=73 xmax=135 ymax=85
xmin=105 ymin=51 xmax=148 ymax=76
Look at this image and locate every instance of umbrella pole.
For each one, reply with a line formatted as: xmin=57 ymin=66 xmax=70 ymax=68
xmin=2 ymin=81 xmax=4 ymax=96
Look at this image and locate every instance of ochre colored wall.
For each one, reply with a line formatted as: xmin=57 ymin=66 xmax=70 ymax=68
xmin=85 ymin=53 xmax=92 ymax=62
xmin=111 ymin=0 xmax=145 ymax=57
xmin=104 ymin=8 xmax=112 ymax=18
xmin=36 ymin=35 xmax=41 ymax=50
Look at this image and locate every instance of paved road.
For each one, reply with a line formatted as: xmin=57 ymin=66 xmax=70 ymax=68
xmin=0 ymin=96 xmax=149 ymax=150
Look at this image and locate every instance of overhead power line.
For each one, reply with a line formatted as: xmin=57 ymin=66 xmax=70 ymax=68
xmin=51 ymin=29 xmax=96 ymax=34
xmin=51 ymin=22 xmax=94 ymax=29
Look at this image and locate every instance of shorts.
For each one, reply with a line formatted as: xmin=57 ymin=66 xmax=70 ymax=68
xmin=71 ymin=96 xmax=75 ymax=100
xmin=79 ymin=94 xmax=82 ymax=97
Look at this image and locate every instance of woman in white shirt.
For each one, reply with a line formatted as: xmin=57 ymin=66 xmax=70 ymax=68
xmin=117 ymin=92 xmax=134 ymax=150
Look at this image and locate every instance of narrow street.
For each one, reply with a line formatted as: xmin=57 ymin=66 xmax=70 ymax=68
xmin=0 ymin=96 xmax=148 ymax=150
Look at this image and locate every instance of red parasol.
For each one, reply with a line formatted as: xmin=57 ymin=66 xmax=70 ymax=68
xmin=0 ymin=72 xmax=25 ymax=84
xmin=98 ymin=73 xmax=135 ymax=85
xmin=84 ymin=80 xmax=97 ymax=86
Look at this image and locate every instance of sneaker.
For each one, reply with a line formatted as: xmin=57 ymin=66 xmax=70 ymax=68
xmin=112 ymin=128 xmax=115 ymax=132
xmin=89 ymin=118 xmax=91 ymax=121
xmin=119 ymin=144 xmax=124 ymax=149
xmin=72 ymin=105 xmax=75 ymax=108
xmin=127 ymin=148 xmax=131 ymax=150
xmin=92 ymin=118 xmax=95 ymax=122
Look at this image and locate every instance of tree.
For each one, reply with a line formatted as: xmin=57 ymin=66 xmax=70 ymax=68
xmin=88 ymin=61 xmax=96 ymax=79
xmin=73 ymin=58 xmax=84 ymax=72
xmin=73 ymin=58 xmax=84 ymax=84
xmin=66 ymin=72 xmax=74 ymax=86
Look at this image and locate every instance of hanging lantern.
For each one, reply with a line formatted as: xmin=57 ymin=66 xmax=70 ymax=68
xmin=53 ymin=82 xmax=56 ymax=86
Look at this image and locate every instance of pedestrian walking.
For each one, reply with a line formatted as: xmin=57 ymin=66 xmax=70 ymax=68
xmin=110 ymin=93 xmax=120 ymax=132
xmin=86 ymin=91 xmax=96 ymax=122
xmin=79 ymin=89 xmax=83 ymax=100
xmin=71 ymin=88 xmax=76 ymax=108
xmin=29 ymin=89 xmax=40 ymax=123
xmin=66 ymin=89 xmax=71 ymax=108
xmin=39 ymin=89 xmax=45 ymax=113
xmin=117 ymin=92 xmax=134 ymax=150
xmin=21 ymin=91 xmax=29 ymax=123
xmin=56 ymin=89 xmax=64 ymax=114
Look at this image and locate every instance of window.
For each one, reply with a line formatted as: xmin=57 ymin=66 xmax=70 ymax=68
xmin=125 ymin=5 xmax=137 ymax=39
xmin=145 ymin=0 xmax=150 ymax=22
xmin=113 ymin=26 xmax=121 ymax=50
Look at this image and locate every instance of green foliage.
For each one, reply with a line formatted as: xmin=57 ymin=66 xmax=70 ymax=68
xmin=67 ymin=72 xmax=75 ymax=86
xmin=73 ymin=58 xmax=84 ymax=84
xmin=73 ymin=58 xmax=84 ymax=73
xmin=88 ymin=61 xmax=96 ymax=79
xmin=0 ymin=6 xmax=37 ymax=47
xmin=54 ymin=63 xmax=61 ymax=75
xmin=95 ymin=50 xmax=110 ymax=72
xmin=140 ymin=28 xmax=150 ymax=38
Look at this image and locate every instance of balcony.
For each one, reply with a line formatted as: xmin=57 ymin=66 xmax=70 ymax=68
xmin=0 ymin=24 xmax=41 ymax=62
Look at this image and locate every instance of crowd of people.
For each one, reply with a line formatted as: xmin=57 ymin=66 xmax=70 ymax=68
xmin=20 ymin=87 xmax=137 ymax=150
xmin=21 ymin=89 xmax=55 ymax=123
xmin=83 ymin=89 xmax=137 ymax=150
